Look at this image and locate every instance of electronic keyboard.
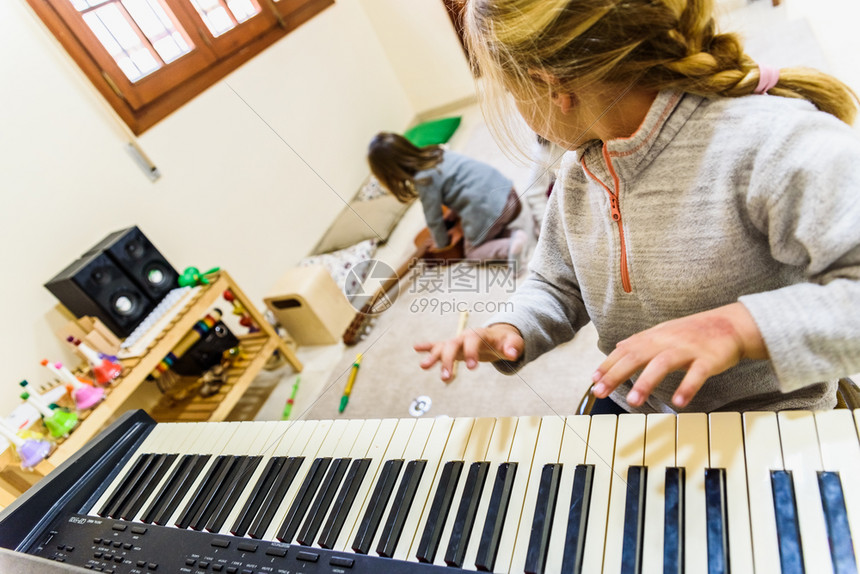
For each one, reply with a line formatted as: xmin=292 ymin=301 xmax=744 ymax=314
xmin=0 ymin=409 xmax=857 ymax=574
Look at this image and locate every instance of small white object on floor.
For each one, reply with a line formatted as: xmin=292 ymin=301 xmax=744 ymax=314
xmin=409 ymin=395 xmax=432 ymax=417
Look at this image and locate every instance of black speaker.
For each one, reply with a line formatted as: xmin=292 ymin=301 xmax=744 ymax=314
xmin=85 ymin=226 xmax=179 ymax=302
xmin=170 ymin=321 xmax=239 ymax=376
xmin=44 ymin=251 xmax=156 ymax=337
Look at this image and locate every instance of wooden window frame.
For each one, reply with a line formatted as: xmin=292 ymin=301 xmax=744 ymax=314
xmin=28 ymin=0 xmax=334 ymax=135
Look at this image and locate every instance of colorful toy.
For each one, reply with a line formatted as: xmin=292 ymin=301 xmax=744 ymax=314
xmin=149 ymin=309 xmax=223 ymax=380
xmin=42 ymin=359 xmax=104 ymax=410
xmin=223 ymin=288 xmax=259 ymax=333
xmin=178 ymin=266 xmax=221 ymax=287
xmin=0 ymin=420 xmax=52 ymax=470
xmin=67 ymin=336 xmax=123 ymax=384
xmin=281 ymin=376 xmax=300 ymax=420
xmin=18 ymin=382 xmax=78 ymax=438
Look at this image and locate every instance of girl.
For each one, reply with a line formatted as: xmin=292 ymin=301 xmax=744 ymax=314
xmin=414 ymin=0 xmax=860 ymax=414
xmin=367 ymin=132 xmax=528 ymax=266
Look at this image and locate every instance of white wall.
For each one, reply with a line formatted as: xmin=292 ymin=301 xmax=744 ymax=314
xmin=358 ymin=0 xmax=475 ymax=113
xmin=0 ymin=0 xmax=469 ymax=415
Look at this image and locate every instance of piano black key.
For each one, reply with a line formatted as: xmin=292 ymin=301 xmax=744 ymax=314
xmin=524 ymin=463 xmax=562 ymax=574
xmin=296 ymin=457 xmax=351 ymax=546
xmin=705 ymin=468 xmax=731 ymax=574
xmin=352 ymin=459 xmax=404 ymax=555
xmin=663 ymin=467 xmax=685 ymax=574
xmin=248 ymin=456 xmax=303 ymax=539
xmin=818 ymin=471 xmax=857 ymax=574
xmin=378 ymin=460 xmax=428 ymax=558
xmin=276 ymin=457 xmax=332 ymax=542
xmin=620 ymin=465 xmax=647 ymax=574
xmin=120 ymin=454 xmax=177 ymax=521
xmin=98 ymin=453 xmax=155 ymax=517
xmin=206 ymin=455 xmax=263 ymax=533
xmin=415 ymin=460 xmax=464 ymax=563
xmin=475 ymin=461 xmax=517 ymax=572
xmin=142 ymin=454 xmax=194 ymax=524
xmin=231 ymin=457 xmax=287 ymax=537
xmin=561 ymin=464 xmax=595 ymax=574
xmin=771 ymin=470 xmax=804 ymax=574
xmin=176 ymin=456 xmax=231 ymax=529
xmin=151 ymin=455 xmax=210 ymax=526
xmin=444 ymin=461 xmax=490 ymax=567
xmin=318 ymin=458 xmax=372 ymax=549
xmin=190 ymin=455 xmax=243 ymax=531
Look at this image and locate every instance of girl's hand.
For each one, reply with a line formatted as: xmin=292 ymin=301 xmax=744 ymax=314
xmin=414 ymin=323 xmax=524 ymax=382
xmin=592 ymin=303 xmax=768 ymax=409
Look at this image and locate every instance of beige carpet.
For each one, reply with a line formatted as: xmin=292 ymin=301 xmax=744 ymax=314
xmin=298 ymin=261 xmax=604 ymax=421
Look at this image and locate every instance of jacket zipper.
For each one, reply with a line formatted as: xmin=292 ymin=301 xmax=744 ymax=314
xmin=580 ymin=146 xmax=632 ymax=293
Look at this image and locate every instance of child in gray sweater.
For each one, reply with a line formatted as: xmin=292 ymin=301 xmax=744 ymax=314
xmin=414 ymin=0 xmax=860 ymax=413
xmin=368 ymin=132 xmax=527 ymax=265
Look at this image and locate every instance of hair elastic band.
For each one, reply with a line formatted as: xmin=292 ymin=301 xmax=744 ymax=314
xmin=755 ymin=65 xmax=780 ymax=95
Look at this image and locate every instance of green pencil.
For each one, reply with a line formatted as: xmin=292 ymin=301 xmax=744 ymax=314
xmin=282 ymin=376 xmax=300 ymax=420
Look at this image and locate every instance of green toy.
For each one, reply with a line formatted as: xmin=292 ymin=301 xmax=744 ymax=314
xmin=178 ymin=266 xmax=221 ymax=287
xmin=20 ymin=392 xmax=78 ymax=438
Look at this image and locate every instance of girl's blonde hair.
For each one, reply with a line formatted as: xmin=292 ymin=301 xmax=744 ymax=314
xmin=367 ymin=132 xmax=444 ymax=203
xmin=465 ymin=0 xmax=858 ymax=134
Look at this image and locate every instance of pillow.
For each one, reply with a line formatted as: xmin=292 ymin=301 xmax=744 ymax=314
xmin=355 ymin=174 xmax=388 ymax=202
xmin=298 ymin=239 xmax=378 ymax=300
xmin=404 ymin=116 xmax=462 ymax=147
xmin=313 ymin=194 xmax=412 ymax=255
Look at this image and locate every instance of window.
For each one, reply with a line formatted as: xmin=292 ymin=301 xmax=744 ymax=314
xmin=28 ymin=0 xmax=333 ymax=134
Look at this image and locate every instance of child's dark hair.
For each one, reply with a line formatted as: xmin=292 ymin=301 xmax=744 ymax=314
xmin=367 ymin=132 xmax=444 ymax=202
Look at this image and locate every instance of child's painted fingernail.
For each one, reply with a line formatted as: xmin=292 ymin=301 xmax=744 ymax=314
xmin=592 ymin=370 xmax=602 ymax=382
xmin=627 ymin=390 xmax=641 ymax=405
xmin=673 ymin=394 xmax=687 ymax=407
xmin=593 ymin=382 xmax=605 ymax=396
xmin=441 ymin=368 xmax=450 ymax=380
xmin=467 ymin=359 xmax=477 ymax=369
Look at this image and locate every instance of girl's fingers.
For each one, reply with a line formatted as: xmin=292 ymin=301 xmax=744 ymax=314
xmin=439 ymin=338 xmax=463 ymax=382
xmin=413 ymin=341 xmax=435 ymax=352
xmin=462 ymin=332 xmax=481 ymax=369
xmin=626 ymin=350 xmax=685 ymax=406
xmin=672 ymin=362 xmax=710 ymax=408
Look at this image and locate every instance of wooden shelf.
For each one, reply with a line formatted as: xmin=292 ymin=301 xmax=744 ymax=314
xmin=1 ymin=271 xmax=301 ymax=500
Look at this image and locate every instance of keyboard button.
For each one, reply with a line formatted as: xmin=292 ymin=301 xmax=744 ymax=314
xmin=265 ymin=547 xmax=287 ymax=557
xmin=330 ymin=556 xmax=354 ymax=568
xmin=296 ymin=551 xmax=319 ymax=562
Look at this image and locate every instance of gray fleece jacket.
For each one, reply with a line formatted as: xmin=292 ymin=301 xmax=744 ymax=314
xmin=415 ymin=151 xmax=513 ymax=248
xmin=490 ymin=90 xmax=860 ymax=413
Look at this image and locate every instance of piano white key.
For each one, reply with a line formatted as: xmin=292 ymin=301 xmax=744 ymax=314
xmin=814 ymin=409 xmax=860 ymax=563
xmin=460 ymin=416 xmax=519 ymax=570
xmin=509 ymin=415 xmax=565 ymax=574
xmin=743 ymin=411 xmax=783 ymax=574
xmin=250 ymin=419 xmax=322 ymax=539
xmin=394 ymin=418 xmax=455 ymax=561
xmin=641 ymin=414 xmax=676 ymax=573
xmin=579 ymin=414 xmax=618 ymax=574
xmin=330 ymin=418 xmax=398 ymax=552
xmin=493 ymin=415 xmax=542 ymax=574
xmin=433 ymin=417 xmax=496 ymax=567
xmin=778 ymin=410 xmax=833 ymax=573
xmin=602 ymin=413 xmax=646 ymax=574
xmin=406 ymin=417 xmax=476 ymax=561
xmin=333 ymin=418 xmax=406 ymax=552
xmin=369 ymin=418 xmax=434 ymax=555
xmin=127 ymin=422 xmax=212 ymax=523
xmin=133 ymin=422 xmax=240 ymax=528
xmin=676 ymin=413 xmax=709 ymax=574
xmin=709 ymin=412 xmax=753 ymax=574
xmin=544 ymin=415 xmax=590 ymax=574
xmin=89 ymin=423 xmax=181 ymax=515
xmin=216 ymin=420 xmax=289 ymax=534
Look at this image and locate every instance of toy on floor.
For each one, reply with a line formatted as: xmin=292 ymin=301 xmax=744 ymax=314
xmin=41 ymin=359 xmax=104 ymax=410
xmin=18 ymin=381 xmax=78 ymax=438
xmin=223 ymin=288 xmax=259 ymax=333
xmin=281 ymin=376 xmax=300 ymax=420
xmin=0 ymin=420 xmax=52 ymax=470
xmin=66 ymin=336 xmax=123 ymax=385
xmin=178 ymin=266 xmax=220 ymax=287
